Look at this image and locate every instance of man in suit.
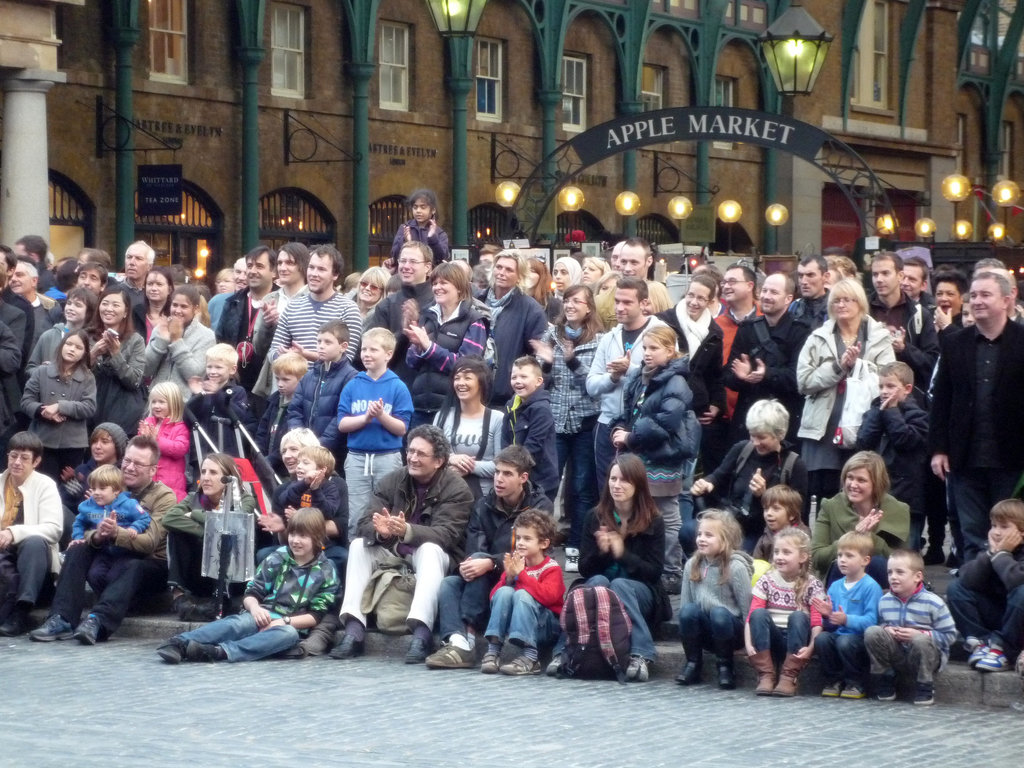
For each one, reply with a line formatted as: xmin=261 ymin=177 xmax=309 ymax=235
xmin=930 ymin=270 xmax=1024 ymax=561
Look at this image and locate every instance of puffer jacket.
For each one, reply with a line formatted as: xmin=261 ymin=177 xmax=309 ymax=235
xmin=613 ymin=357 xmax=696 ymax=466
xmin=406 ymin=300 xmax=489 ymax=414
xmin=796 ymin=317 xmax=895 ymax=441
xmin=285 ymin=358 xmax=357 ymax=451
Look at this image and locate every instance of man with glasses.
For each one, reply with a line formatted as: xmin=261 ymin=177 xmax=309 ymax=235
xmin=30 ymin=435 xmax=177 ymax=644
xmin=330 ymin=425 xmax=473 ymax=664
xmin=364 ymin=241 xmax=436 ymax=381
xmin=269 ymin=244 xmax=362 ymax=369
xmin=0 ymin=432 xmax=62 ymax=636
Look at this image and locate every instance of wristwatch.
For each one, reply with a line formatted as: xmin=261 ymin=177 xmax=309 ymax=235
xmin=284 ymin=615 xmax=292 ymax=625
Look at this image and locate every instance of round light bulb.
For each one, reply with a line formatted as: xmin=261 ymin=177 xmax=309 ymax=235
xmin=717 ymin=200 xmax=742 ymax=224
xmin=992 ymin=179 xmax=1021 ymax=207
xmin=615 ymin=191 xmax=641 ymax=216
xmin=668 ymin=195 xmax=693 ymax=221
xmin=954 ymin=219 xmax=974 ymax=240
xmin=765 ymin=204 xmax=789 ymax=226
xmin=941 ymin=173 xmax=971 ymax=203
xmin=988 ymin=222 xmax=1006 ymax=241
xmin=494 ymin=181 xmax=520 ymax=208
xmin=914 ymin=218 xmax=936 ymax=239
xmin=558 ymin=185 xmax=584 ymax=212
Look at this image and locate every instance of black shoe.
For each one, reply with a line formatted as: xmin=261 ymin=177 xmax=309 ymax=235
xmin=405 ymin=636 xmax=433 ymax=664
xmin=184 ymin=640 xmax=226 ymax=662
xmin=156 ymin=637 xmax=188 ymax=664
xmin=717 ymin=660 xmax=736 ymax=690
xmin=675 ymin=660 xmax=702 ymax=685
xmin=0 ymin=609 xmax=29 ymax=637
xmin=73 ymin=615 xmax=102 ymax=645
xmin=329 ymin=633 xmax=364 ymax=660
xmin=945 ymin=551 xmax=962 ymax=569
xmin=923 ymin=548 xmax=944 ymax=566
xmin=173 ymin=593 xmax=195 ymax=621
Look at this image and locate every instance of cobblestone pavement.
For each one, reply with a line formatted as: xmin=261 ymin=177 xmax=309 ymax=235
xmin=2 ymin=637 xmax=1023 ymax=768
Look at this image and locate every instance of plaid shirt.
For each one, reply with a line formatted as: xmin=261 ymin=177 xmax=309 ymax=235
xmin=541 ymin=326 xmax=602 ymax=434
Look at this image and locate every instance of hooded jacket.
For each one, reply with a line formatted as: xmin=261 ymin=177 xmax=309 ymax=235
xmin=501 ymin=387 xmax=559 ymax=495
xmin=286 ymin=357 xmax=358 ymax=451
xmin=465 ymin=480 xmax=555 ymax=570
xmin=613 ymin=357 xmax=696 ymax=467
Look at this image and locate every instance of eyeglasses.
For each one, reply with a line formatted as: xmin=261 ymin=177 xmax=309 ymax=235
xmin=720 ymin=278 xmax=747 ymax=286
xmin=122 ymin=457 xmax=154 ymax=469
xmin=685 ymin=294 xmax=709 ymax=304
xmin=563 ymin=297 xmax=589 ymax=307
xmin=398 ymin=259 xmax=427 ymax=267
xmin=406 ymin=448 xmax=436 ymax=460
xmin=359 ymin=281 xmax=382 ymax=291
xmin=7 ymin=451 xmax=33 ymax=464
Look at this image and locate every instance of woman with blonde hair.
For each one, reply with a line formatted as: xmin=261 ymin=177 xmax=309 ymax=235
xmin=581 ymin=256 xmax=610 ymax=288
xmin=353 ymin=266 xmax=389 ymax=320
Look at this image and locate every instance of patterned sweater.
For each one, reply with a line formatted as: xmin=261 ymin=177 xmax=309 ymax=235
xmin=876 ymin=585 xmax=958 ymax=664
xmin=749 ymin=568 xmax=826 ymax=629
xmin=245 ymin=546 xmax=340 ymax=624
xmin=269 ymin=292 xmax=362 ymax=367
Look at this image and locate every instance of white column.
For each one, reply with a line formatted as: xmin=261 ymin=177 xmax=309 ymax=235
xmin=0 ymin=69 xmax=65 ymax=244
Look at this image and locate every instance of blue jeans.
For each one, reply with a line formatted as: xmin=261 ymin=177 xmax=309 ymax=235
xmin=748 ymin=608 xmax=811 ymax=664
xmin=947 ymin=579 xmax=1024 ymax=659
xmin=678 ymin=603 xmax=744 ymax=659
xmin=484 ymin=586 xmax=560 ymax=649
xmin=594 ymin=422 xmax=615 ymax=488
xmin=556 ymin=428 xmax=598 ymax=547
xmin=437 ymin=558 xmax=499 ymax=640
xmin=586 ymin=575 xmax=656 ymax=660
xmin=814 ymin=631 xmax=869 ymax=685
xmin=947 ymin=468 xmax=1020 ymax=561
xmin=179 ymin=611 xmax=300 ymax=662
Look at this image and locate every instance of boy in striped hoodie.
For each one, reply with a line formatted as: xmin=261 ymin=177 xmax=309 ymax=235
xmin=864 ymin=549 xmax=957 ymax=705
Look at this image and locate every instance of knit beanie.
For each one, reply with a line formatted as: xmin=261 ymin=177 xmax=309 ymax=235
xmin=91 ymin=422 xmax=128 ymax=461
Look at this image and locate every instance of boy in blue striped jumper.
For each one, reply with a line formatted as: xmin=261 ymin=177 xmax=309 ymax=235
xmin=864 ymin=549 xmax=957 ymax=706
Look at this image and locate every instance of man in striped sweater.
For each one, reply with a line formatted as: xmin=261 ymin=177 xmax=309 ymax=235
xmin=269 ymin=245 xmax=361 ymax=369
xmin=864 ymin=549 xmax=957 ymax=706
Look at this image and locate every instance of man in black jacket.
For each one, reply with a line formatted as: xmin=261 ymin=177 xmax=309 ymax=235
xmin=930 ymin=270 xmax=1024 ymax=561
xmin=725 ymin=272 xmax=809 ymax=443
xmin=425 ymin=446 xmax=553 ymax=669
xmin=215 ymin=244 xmax=276 ymax=399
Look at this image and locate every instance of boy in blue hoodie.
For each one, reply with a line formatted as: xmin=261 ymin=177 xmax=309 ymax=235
xmin=71 ymin=465 xmax=150 ymax=566
xmin=812 ymin=531 xmax=883 ymax=699
xmin=337 ymin=327 xmax=413 ymax=539
xmin=501 ymin=356 xmax=558 ymax=502
xmin=286 ymin=320 xmax=358 ymax=464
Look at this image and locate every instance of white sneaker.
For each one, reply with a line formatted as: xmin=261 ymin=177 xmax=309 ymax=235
xmin=564 ymin=547 xmax=579 ymax=573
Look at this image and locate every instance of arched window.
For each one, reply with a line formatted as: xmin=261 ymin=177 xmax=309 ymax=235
xmin=637 ymin=213 xmax=679 ymax=246
xmin=468 ymin=203 xmax=511 ymax=244
xmin=135 ymin=180 xmax=222 ymax=275
xmin=369 ymin=194 xmax=407 ymax=265
xmin=258 ymin=187 xmax=336 ymax=250
xmin=557 ymin=209 xmax=604 ymax=244
xmin=49 ymin=170 xmax=95 ymax=260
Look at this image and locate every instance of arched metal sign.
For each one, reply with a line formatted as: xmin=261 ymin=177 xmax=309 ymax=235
xmin=512 ymin=107 xmax=895 ymax=242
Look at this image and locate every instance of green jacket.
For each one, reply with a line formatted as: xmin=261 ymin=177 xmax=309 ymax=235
xmin=811 ymin=492 xmax=909 ymax=577
xmin=162 ymin=489 xmax=258 ymax=539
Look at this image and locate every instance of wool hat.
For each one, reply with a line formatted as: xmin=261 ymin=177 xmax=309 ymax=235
xmin=90 ymin=422 xmax=128 ymax=460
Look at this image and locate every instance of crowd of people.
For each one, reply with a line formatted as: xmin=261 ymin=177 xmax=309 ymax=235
xmin=0 ymin=191 xmax=1022 ymax=706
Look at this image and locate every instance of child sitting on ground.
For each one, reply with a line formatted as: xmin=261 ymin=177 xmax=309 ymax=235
xmin=751 ymin=484 xmax=809 ymax=563
xmin=811 ymin=531 xmax=883 ymax=699
xmin=677 ymin=509 xmax=754 ymax=689
xmin=72 ymin=465 xmax=150 ymax=554
xmin=745 ymin=527 xmax=826 ymax=696
xmin=501 ymin=356 xmax=559 ymax=502
xmin=854 ymin=361 xmax=929 ymax=550
xmin=186 ymin=343 xmax=251 ymax=455
xmin=256 ymin=352 xmax=307 ymax=475
xmin=266 ymin=446 xmax=341 ymax=555
xmin=864 ymin=549 xmax=957 ymax=705
xmin=481 ymin=509 xmax=564 ymax=676
xmin=947 ymin=499 xmax=1024 ymax=673
xmin=156 ymin=507 xmax=340 ymax=664
xmin=337 ymin=327 xmax=413 ymax=539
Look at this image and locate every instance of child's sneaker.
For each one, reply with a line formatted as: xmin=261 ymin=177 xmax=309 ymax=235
xmin=913 ymin=682 xmax=934 ymax=706
xmin=480 ymin=652 xmax=500 ymax=674
xmin=839 ymin=682 xmax=866 ymax=699
xmin=820 ymin=681 xmax=843 ymax=697
xmin=564 ymin=547 xmax=580 ymax=573
xmin=625 ymin=654 xmax=650 ymax=682
xmin=975 ymin=647 xmax=1009 ymax=672
xmin=872 ymin=673 xmax=897 ymax=701
xmin=965 ymin=636 xmax=989 ymax=668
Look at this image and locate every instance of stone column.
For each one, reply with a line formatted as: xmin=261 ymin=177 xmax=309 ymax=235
xmin=0 ymin=70 xmax=65 ymax=244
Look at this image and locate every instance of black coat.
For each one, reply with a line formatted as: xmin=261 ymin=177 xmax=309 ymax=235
xmin=868 ymin=291 xmax=940 ymax=391
xmin=929 ymin=321 xmax=1024 ymax=472
xmin=855 ymin=394 xmax=928 ymax=515
xmin=724 ymin=312 xmax=810 ymax=442
xmin=364 ymin=281 xmax=436 ymax=381
xmin=502 ymin=388 xmax=559 ymax=495
xmin=464 ymin=480 xmax=554 ymax=569
xmin=215 ymin=288 xmax=269 ymax=393
xmin=656 ymin=308 xmax=725 ymax=415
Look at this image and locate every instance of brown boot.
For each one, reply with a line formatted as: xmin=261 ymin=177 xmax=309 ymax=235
xmin=748 ymin=650 xmax=776 ymax=695
xmin=773 ymin=653 xmax=810 ymax=697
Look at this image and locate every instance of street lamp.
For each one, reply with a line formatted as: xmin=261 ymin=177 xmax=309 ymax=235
xmin=495 ymin=180 xmax=520 ymax=208
xmin=424 ymin=0 xmax=489 ymax=35
xmin=765 ymin=203 xmax=789 ymax=226
xmin=954 ymin=219 xmax=974 ymax=240
xmin=914 ymin=218 xmax=936 ymax=240
xmin=615 ymin=191 xmax=641 ymax=216
xmin=988 ymin=222 xmax=1006 ymax=241
xmin=759 ymin=4 xmax=833 ymax=96
xmin=992 ymin=179 xmax=1020 ymax=207
xmin=876 ymin=214 xmax=896 ymax=236
xmin=668 ymin=195 xmax=693 ymax=221
xmin=425 ymin=0 xmax=490 ymax=246
xmin=718 ymin=200 xmax=742 ymax=253
xmin=558 ymin=185 xmax=584 ymax=212
xmin=941 ymin=173 xmax=971 ymax=203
